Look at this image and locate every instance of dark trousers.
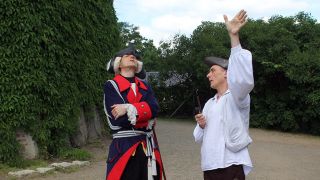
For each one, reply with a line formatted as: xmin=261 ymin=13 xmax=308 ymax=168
xmin=203 ymin=164 xmax=245 ymax=180
xmin=121 ymin=144 xmax=160 ymax=180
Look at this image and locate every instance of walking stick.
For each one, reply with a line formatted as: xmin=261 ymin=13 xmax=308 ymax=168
xmin=195 ymin=89 xmax=202 ymax=113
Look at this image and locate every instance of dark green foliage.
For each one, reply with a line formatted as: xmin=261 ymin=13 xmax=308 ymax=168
xmin=245 ymin=13 xmax=320 ymax=134
xmin=155 ymin=23 xmax=230 ymax=116
xmin=1 ymin=0 xmax=119 ymax=164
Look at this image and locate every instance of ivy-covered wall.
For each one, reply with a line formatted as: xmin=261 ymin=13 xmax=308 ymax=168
xmin=0 ymin=0 xmax=119 ymax=165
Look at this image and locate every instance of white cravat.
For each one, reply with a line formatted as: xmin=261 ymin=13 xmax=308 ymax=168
xmin=130 ymin=83 xmax=137 ymax=96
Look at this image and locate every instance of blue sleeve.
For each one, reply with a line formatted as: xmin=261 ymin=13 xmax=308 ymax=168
xmin=103 ymin=81 xmax=132 ymax=129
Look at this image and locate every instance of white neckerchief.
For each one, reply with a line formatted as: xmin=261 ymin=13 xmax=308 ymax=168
xmin=130 ymin=83 xmax=137 ymax=96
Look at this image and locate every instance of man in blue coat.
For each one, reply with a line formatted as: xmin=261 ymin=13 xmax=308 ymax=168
xmin=104 ymin=46 xmax=164 ymax=180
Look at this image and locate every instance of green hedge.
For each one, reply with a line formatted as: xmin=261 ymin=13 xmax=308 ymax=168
xmin=0 ymin=0 xmax=119 ymax=165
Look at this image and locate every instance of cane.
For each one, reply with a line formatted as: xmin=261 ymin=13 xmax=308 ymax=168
xmin=152 ymin=127 xmax=167 ymax=180
xmin=195 ymin=89 xmax=202 ymax=113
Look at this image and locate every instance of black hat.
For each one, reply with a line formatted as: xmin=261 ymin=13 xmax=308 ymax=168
xmin=204 ymin=56 xmax=228 ymax=69
xmin=106 ymin=46 xmax=146 ymax=79
xmin=115 ymin=46 xmax=141 ymax=60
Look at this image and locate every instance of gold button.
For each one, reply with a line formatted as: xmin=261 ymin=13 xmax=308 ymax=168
xmin=143 ymin=112 xmax=147 ymax=115
xmin=141 ymin=105 xmax=144 ymax=108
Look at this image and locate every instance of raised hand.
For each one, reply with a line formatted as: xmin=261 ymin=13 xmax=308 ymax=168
xmin=223 ymin=9 xmax=248 ymax=35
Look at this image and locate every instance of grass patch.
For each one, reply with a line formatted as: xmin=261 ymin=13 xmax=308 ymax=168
xmin=0 ymin=159 xmax=48 ymax=179
xmin=58 ymin=147 xmax=92 ymax=161
xmin=0 ymin=159 xmax=47 ymax=169
xmin=0 ymin=163 xmax=15 ymax=178
xmin=1 ymin=148 xmax=92 ymax=179
xmin=20 ymin=159 xmax=48 ymax=169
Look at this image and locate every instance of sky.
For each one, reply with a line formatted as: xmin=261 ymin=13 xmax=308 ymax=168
xmin=114 ymin=0 xmax=320 ymax=46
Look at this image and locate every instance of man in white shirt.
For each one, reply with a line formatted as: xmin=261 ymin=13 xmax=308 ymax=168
xmin=193 ymin=10 xmax=254 ymax=180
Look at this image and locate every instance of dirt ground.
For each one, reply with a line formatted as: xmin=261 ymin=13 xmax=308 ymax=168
xmin=7 ymin=119 xmax=320 ymax=180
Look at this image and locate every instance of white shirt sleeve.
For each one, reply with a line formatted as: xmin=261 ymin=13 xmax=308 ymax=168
xmin=227 ymin=44 xmax=254 ymax=108
xmin=193 ymin=124 xmax=204 ymax=143
xmin=193 ymin=102 xmax=209 ymax=143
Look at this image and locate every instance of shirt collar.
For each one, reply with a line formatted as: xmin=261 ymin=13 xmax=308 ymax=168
xmin=212 ymin=89 xmax=230 ymax=101
xmin=113 ymin=74 xmax=148 ymax=92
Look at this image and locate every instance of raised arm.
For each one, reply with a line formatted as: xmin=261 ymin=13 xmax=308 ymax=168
xmin=225 ymin=10 xmax=254 ymax=107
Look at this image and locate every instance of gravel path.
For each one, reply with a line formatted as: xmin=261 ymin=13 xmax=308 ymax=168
xmin=18 ymin=119 xmax=320 ymax=180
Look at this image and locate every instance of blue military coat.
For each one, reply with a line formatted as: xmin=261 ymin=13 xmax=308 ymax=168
xmin=103 ymin=74 xmax=163 ymax=180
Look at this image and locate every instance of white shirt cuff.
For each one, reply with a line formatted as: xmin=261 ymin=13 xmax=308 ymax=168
xmin=125 ymin=104 xmax=137 ymax=125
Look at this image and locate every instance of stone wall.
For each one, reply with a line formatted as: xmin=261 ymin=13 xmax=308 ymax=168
xmin=16 ymin=105 xmax=106 ymax=159
xmin=70 ymin=105 xmax=105 ymax=147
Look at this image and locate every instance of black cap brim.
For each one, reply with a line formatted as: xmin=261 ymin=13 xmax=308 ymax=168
xmin=115 ymin=47 xmax=141 ymax=60
xmin=204 ymin=56 xmax=228 ymax=69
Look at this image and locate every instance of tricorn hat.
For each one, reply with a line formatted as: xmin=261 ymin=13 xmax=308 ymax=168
xmin=114 ymin=46 xmax=141 ymax=60
xmin=106 ymin=46 xmax=146 ymax=79
xmin=204 ymin=56 xmax=228 ymax=69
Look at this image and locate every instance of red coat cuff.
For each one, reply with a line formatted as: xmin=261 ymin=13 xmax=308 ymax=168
xmin=133 ymin=102 xmax=152 ymax=122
